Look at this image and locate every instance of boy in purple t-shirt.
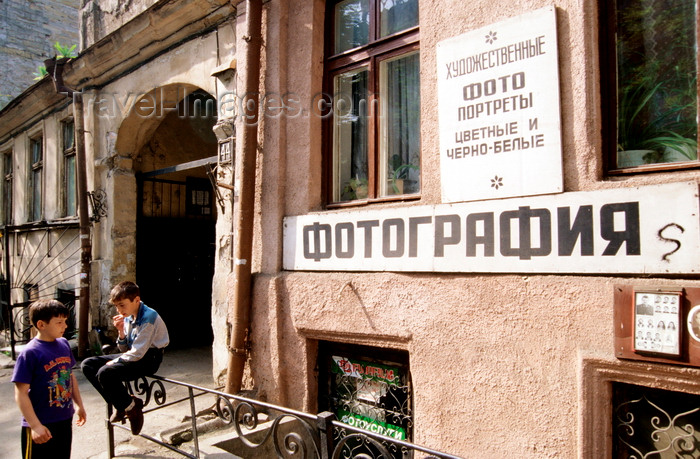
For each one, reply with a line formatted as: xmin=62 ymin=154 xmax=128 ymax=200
xmin=12 ymin=299 xmax=86 ymax=459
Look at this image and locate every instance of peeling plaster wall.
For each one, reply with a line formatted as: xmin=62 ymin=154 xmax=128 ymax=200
xmin=0 ymin=0 xmax=238 ymax=380
xmin=84 ymin=23 xmax=236 ymax=376
xmin=241 ymin=0 xmax=700 ymax=457
xmin=80 ymin=0 xmax=157 ymax=48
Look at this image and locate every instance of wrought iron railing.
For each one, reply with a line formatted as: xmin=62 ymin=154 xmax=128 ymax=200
xmin=110 ymin=375 xmax=463 ymax=459
xmin=2 ymin=294 xmax=77 ymax=360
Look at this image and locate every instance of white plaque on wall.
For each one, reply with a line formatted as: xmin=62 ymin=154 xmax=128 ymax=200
xmin=437 ymin=6 xmax=563 ymax=203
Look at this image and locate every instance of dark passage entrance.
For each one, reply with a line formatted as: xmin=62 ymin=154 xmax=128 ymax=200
xmin=134 ymin=89 xmax=218 ymax=348
xmin=137 ymin=170 xmax=216 ymax=348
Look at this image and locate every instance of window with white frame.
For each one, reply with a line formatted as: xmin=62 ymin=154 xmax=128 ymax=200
xmin=29 ymin=135 xmax=43 ymax=222
xmin=61 ymin=120 xmax=77 ymax=217
xmin=325 ymin=0 xmax=420 ymax=204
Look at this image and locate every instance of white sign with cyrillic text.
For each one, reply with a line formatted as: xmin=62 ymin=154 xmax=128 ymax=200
xmin=283 ymin=182 xmax=700 ymax=274
xmin=437 ymin=6 xmax=563 ymax=203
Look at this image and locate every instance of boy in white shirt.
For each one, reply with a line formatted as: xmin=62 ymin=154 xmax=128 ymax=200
xmin=81 ymin=281 xmax=169 ymax=435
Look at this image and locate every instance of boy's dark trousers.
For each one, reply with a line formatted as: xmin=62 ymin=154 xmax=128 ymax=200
xmin=80 ymin=347 xmax=163 ymax=411
xmin=21 ymin=418 xmax=72 ymax=459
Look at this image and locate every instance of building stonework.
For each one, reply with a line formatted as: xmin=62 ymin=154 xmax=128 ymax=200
xmin=80 ymin=0 xmax=164 ymax=48
xmin=0 ymin=0 xmax=79 ymax=109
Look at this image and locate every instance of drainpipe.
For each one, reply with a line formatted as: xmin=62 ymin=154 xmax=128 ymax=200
xmin=225 ymin=0 xmax=263 ymax=394
xmin=45 ymin=58 xmax=91 ymax=359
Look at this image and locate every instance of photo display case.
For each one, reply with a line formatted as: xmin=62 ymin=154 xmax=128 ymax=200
xmin=615 ymin=285 xmax=700 ymax=367
xmin=633 ymin=291 xmax=681 ymax=356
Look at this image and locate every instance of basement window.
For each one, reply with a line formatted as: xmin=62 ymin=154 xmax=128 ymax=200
xmin=318 ymin=341 xmax=412 ymax=455
xmin=613 ymin=382 xmax=700 ymax=456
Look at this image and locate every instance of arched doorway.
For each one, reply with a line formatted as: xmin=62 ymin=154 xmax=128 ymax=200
xmin=132 ymin=87 xmax=218 ymax=348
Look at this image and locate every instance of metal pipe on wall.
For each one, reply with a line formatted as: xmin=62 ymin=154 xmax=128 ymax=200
xmin=45 ymin=58 xmax=91 ymax=359
xmin=72 ymin=93 xmax=91 ymax=360
xmin=225 ymin=0 xmax=263 ymax=394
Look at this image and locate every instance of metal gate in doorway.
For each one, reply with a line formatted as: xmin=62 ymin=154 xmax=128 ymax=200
xmin=136 ymin=157 xmax=217 ymax=348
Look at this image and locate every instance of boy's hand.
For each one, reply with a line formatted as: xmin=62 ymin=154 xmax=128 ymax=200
xmin=31 ymin=424 xmax=52 ymax=444
xmin=76 ymin=406 xmax=87 ymax=426
xmin=112 ymin=314 xmax=125 ymax=338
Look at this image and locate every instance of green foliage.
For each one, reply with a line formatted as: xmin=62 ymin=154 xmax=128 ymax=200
xmin=616 ymin=0 xmax=697 ymax=163
xmin=389 ymin=155 xmax=418 ymax=180
xmin=33 ymin=66 xmax=48 ymax=81
xmin=388 ymin=154 xmax=419 ymax=194
xmin=32 ymin=41 xmax=78 ymax=81
xmin=342 ymin=176 xmax=368 ymax=201
xmin=617 ymin=76 xmax=697 ymax=162
xmin=54 ymin=41 xmax=77 ymax=59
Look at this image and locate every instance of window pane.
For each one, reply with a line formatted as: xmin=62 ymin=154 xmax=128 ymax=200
xmin=3 ymin=153 xmax=11 ymax=176
xmin=65 ymin=154 xmax=76 ymax=216
xmin=2 ymin=153 xmax=11 ymax=224
xmin=616 ymin=0 xmax=698 ymax=168
xmin=32 ymin=169 xmax=42 ymax=221
xmin=30 ymin=138 xmax=42 ymax=221
xmin=328 ymin=355 xmax=411 ymax=446
xmin=333 ymin=68 xmax=369 ymax=202
xmin=379 ymin=51 xmax=420 ymax=197
xmin=380 ymin=0 xmax=418 ymax=38
xmin=63 ymin=121 xmax=74 ymax=151
xmin=31 ymin=138 xmax=42 ymax=165
xmin=335 ymin=0 xmax=369 ymax=54
xmin=319 ymin=342 xmax=413 ymax=450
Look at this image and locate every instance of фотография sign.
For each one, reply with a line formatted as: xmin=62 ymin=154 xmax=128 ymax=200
xmin=283 ymin=183 xmax=700 ymax=274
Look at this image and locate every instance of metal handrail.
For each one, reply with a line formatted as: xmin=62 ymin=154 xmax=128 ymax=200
xmin=107 ymin=374 xmax=463 ymax=458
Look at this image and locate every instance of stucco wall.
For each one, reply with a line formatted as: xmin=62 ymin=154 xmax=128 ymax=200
xmin=242 ymin=0 xmax=700 ymax=457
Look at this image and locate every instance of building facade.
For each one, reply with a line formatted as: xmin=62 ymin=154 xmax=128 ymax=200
xmin=0 ymin=0 xmax=80 ymax=109
xmin=1 ymin=0 xmax=700 ymax=457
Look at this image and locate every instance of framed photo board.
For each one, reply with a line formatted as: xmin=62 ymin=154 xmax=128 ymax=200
xmin=633 ymin=291 xmax=682 ymax=356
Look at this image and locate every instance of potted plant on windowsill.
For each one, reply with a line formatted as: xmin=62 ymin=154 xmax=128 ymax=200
xmin=388 ymin=163 xmax=418 ymax=194
xmin=617 ymin=77 xmax=697 ymax=167
xmin=387 ymin=154 xmax=419 ymax=195
xmin=341 ymin=176 xmax=368 ymax=201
